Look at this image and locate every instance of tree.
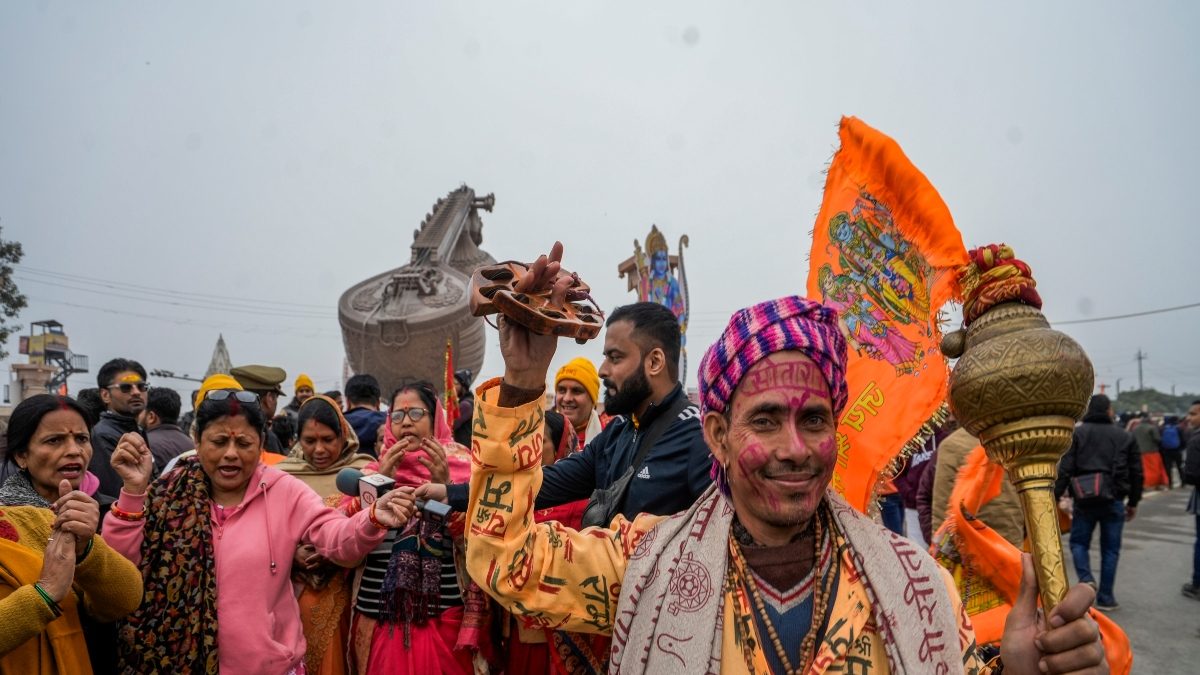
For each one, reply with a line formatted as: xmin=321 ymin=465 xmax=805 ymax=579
xmin=1112 ymin=388 xmax=1197 ymax=415
xmin=0 ymin=228 xmax=26 ymax=360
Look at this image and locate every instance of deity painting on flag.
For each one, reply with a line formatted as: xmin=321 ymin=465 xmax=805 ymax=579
xmin=806 ymin=116 xmax=969 ymax=514
xmin=816 ymin=191 xmax=933 ymax=376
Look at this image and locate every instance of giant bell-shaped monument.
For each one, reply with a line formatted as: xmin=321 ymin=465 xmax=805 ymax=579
xmin=339 ymin=186 xmax=496 ymax=397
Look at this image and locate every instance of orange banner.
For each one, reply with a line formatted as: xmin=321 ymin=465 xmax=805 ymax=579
xmin=805 ymin=116 xmax=968 ymax=512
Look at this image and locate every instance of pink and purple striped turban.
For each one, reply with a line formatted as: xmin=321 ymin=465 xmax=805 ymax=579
xmin=697 ymin=295 xmax=849 ymax=417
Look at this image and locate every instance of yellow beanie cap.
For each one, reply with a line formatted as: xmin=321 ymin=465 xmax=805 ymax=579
xmin=555 ymin=357 xmax=600 ymax=404
xmin=195 ymin=374 xmax=243 ymax=409
xmin=295 ymin=373 xmax=315 ymax=392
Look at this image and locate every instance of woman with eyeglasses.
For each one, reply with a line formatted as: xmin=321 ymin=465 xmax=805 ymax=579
xmin=101 ymin=388 xmax=417 ymax=675
xmin=345 ymin=381 xmax=487 ymax=675
xmin=0 ymin=394 xmax=143 ymax=674
xmin=276 ymin=394 xmax=374 ymax=675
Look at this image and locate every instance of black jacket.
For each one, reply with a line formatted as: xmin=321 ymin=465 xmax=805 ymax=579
xmin=88 ymin=411 xmax=141 ymax=498
xmin=1054 ymin=414 xmax=1143 ymax=507
xmin=145 ymin=423 xmax=196 ymax=473
xmin=449 ymin=383 xmax=712 ymax=519
xmin=1183 ymin=431 xmax=1200 ymax=486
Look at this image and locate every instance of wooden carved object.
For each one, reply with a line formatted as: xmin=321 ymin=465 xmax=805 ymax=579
xmin=469 ymin=262 xmax=604 ymax=343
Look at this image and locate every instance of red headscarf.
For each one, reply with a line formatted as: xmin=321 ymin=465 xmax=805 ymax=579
xmin=370 ymin=395 xmax=472 ymax=487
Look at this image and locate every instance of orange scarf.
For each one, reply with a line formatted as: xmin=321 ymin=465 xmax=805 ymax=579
xmin=934 ymin=446 xmax=1133 ymax=673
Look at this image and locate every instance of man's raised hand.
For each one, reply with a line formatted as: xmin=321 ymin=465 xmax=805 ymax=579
xmin=501 ymin=241 xmax=573 ymax=390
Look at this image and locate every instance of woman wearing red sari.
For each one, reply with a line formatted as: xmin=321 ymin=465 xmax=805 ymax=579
xmin=345 ymin=381 xmax=490 ymax=675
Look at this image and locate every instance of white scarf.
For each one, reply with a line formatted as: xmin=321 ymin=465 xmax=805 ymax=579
xmin=612 ymin=485 xmax=961 ymax=673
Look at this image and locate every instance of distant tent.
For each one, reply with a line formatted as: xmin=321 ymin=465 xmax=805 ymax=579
xmin=204 ymin=334 xmax=233 ymax=378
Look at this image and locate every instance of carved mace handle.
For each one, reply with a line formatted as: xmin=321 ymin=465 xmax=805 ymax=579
xmin=942 ymin=245 xmax=1094 ymax=612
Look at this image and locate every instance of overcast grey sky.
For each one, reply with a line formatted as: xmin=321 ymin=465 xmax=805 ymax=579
xmin=1 ymin=1 xmax=1197 ymax=406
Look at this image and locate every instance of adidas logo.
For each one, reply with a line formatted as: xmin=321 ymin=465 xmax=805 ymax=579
xmin=636 ymin=466 xmax=651 ymax=480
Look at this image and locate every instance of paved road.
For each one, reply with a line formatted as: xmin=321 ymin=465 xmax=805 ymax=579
xmin=1063 ymin=487 xmax=1200 ymax=673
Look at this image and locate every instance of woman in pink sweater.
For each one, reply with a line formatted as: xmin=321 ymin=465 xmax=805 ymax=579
xmin=102 ymin=388 xmax=416 ymax=675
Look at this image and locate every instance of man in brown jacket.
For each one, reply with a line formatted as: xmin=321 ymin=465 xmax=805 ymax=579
xmin=927 ymin=427 xmax=1025 ymax=547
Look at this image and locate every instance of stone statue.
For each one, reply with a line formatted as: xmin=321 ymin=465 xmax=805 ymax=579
xmin=339 ymin=186 xmax=496 ymax=397
xmin=618 ymin=225 xmax=690 ymax=384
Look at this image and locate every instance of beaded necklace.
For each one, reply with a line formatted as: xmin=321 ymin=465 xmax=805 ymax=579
xmin=727 ymin=508 xmax=832 ymax=675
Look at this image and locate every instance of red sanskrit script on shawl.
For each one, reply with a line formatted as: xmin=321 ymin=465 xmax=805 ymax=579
xmin=888 ymin=535 xmax=952 ymax=674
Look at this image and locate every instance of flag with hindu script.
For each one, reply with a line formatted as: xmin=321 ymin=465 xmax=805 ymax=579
xmin=444 ymin=338 xmax=460 ymax=428
xmin=805 ymin=116 xmax=969 ymax=513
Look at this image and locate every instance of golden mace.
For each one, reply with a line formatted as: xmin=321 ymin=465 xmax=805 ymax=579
xmin=942 ymin=251 xmax=1094 ymax=612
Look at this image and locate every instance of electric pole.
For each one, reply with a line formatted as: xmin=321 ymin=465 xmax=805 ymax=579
xmin=1135 ymin=349 xmax=1147 ymax=391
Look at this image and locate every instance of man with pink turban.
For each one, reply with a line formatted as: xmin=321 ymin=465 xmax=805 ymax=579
xmin=456 ymin=244 xmax=1107 ymax=674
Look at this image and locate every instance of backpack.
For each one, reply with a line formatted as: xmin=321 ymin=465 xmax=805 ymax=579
xmin=1161 ymin=423 xmax=1181 ymax=450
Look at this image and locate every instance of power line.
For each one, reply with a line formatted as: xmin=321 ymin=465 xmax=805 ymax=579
xmin=1051 ymin=301 xmax=1200 ymax=326
xmin=16 ymin=276 xmax=336 ymax=320
xmin=16 ymin=265 xmax=336 ymax=311
xmin=691 ymin=299 xmax=1200 ymax=327
xmin=26 ymin=295 xmax=341 ymax=339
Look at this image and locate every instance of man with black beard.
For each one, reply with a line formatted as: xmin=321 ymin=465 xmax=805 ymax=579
xmin=435 ymin=302 xmax=711 ymax=520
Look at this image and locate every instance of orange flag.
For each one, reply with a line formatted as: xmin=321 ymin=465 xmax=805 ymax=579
xmin=805 ymin=116 xmax=969 ymax=512
xmin=444 ymin=338 xmax=460 ymax=428
xmin=934 ymin=447 xmax=1133 ymax=673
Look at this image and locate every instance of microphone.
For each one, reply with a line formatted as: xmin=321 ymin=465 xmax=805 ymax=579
xmin=333 ymin=467 xmax=451 ymax=523
xmin=334 ymin=467 xmax=394 ymax=506
xmin=334 ymin=467 xmax=364 ymax=495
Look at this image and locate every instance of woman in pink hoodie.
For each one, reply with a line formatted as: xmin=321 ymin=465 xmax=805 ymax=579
xmin=102 ymin=388 xmax=417 ymax=675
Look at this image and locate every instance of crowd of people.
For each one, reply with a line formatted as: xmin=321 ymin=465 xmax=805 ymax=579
xmin=1054 ymin=399 xmax=1200 ymax=610
xmin=0 ymin=245 xmax=1143 ymax=674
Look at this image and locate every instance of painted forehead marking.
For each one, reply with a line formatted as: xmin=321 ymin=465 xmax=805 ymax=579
xmin=738 ymin=357 xmax=825 ymax=396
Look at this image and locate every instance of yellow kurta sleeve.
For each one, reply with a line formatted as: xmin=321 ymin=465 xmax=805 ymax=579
xmin=465 ymin=379 xmax=664 ymax=635
xmin=0 ymin=584 xmax=57 ymax=657
xmin=73 ymin=535 xmax=144 ymax=622
xmin=1 ymin=506 xmax=143 ymax=629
